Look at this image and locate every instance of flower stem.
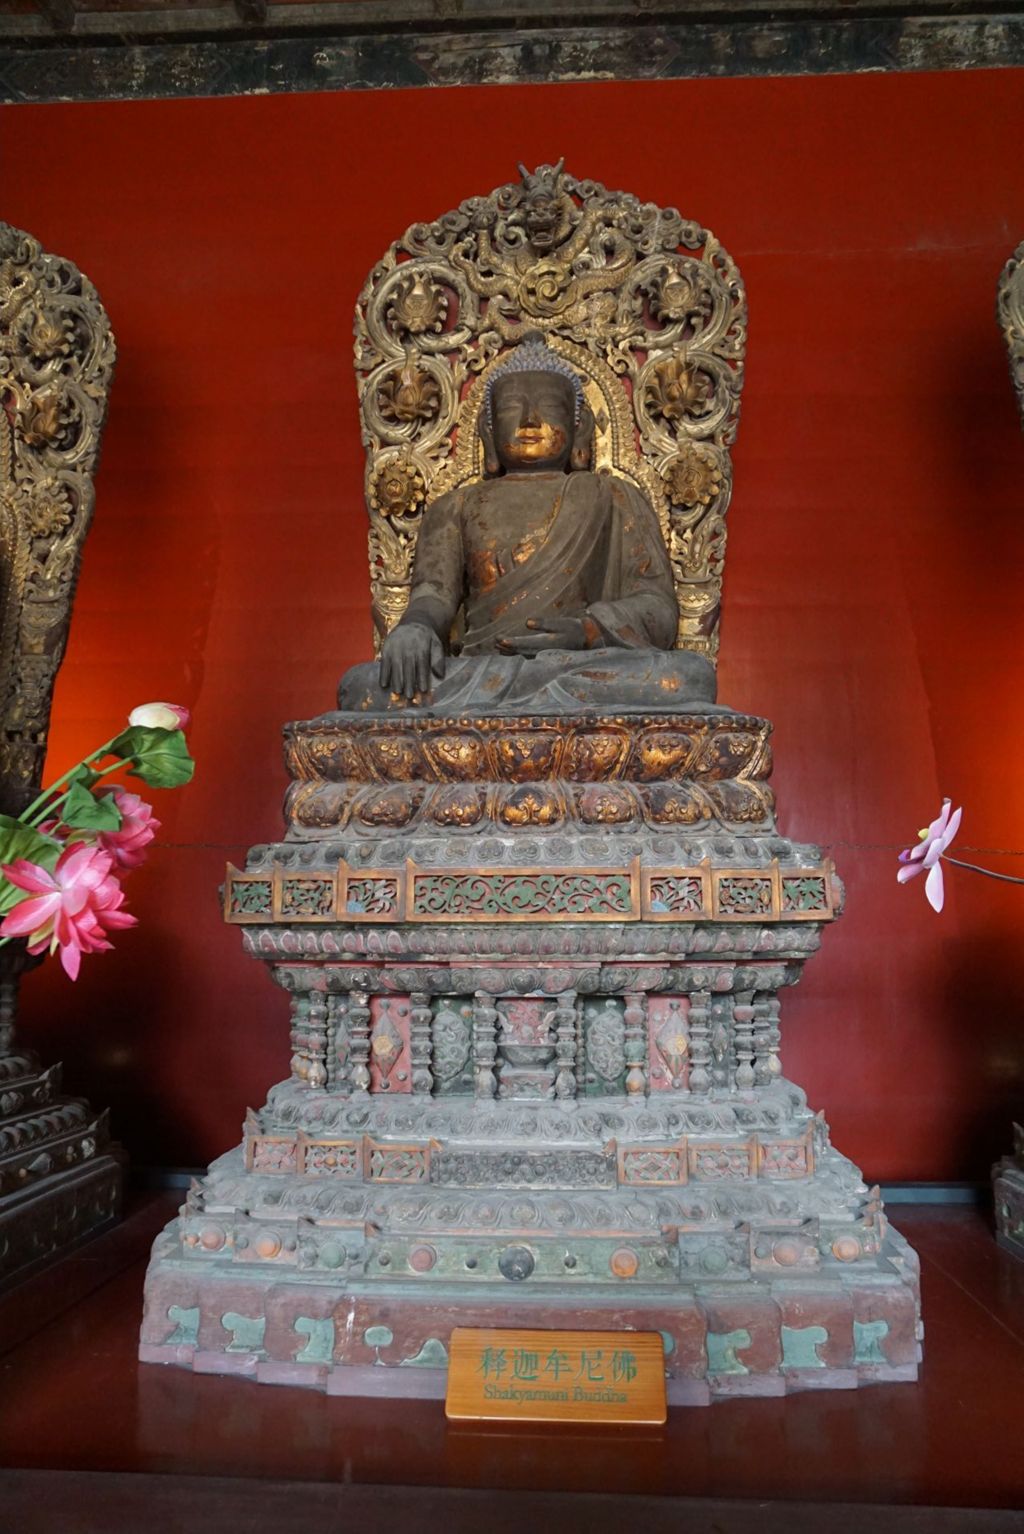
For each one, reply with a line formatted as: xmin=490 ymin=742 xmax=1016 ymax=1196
xmin=19 ymin=738 xmax=121 ymax=824
xmin=24 ymin=758 xmax=127 ymax=829
xmin=944 ymin=855 xmax=1024 ymax=887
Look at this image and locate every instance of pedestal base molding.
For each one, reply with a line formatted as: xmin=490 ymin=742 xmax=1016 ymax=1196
xmin=139 ymin=1225 xmax=921 ymax=1403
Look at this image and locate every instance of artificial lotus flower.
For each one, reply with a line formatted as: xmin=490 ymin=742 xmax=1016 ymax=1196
xmin=0 ymin=843 xmax=137 ymax=980
xmin=97 ymin=790 xmax=160 ymax=871
xmin=897 ymin=798 xmax=963 ymax=913
xmin=128 ymin=702 xmax=190 ymax=731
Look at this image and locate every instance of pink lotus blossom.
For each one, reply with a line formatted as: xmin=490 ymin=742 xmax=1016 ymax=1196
xmin=129 ymin=702 xmax=190 ymax=731
xmin=0 ymin=843 xmax=137 ymax=979
xmin=98 ymin=790 xmax=160 ymax=871
xmin=898 ymin=798 xmax=962 ymax=913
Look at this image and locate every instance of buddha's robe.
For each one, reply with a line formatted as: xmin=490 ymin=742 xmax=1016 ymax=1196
xmin=339 ymin=469 xmax=721 ymax=714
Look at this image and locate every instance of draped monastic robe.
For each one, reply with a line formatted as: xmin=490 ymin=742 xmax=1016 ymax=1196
xmin=338 ymin=467 xmax=720 ymax=714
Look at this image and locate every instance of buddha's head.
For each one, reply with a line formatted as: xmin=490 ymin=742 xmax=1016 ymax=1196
xmin=480 ymin=333 xmax=594 ymax=477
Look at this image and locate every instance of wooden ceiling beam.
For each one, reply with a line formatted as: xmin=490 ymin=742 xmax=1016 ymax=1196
xmin=31 ymin=0 xmax=77 ymax=30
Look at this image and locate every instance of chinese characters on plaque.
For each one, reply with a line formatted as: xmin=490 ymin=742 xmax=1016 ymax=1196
xmin=446 ymin=1328 xmax=666 ymax=1423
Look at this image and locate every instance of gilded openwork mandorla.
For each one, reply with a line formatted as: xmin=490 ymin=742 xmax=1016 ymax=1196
xmin=355 ymin=163 xmax=747 ymax=662
xmin=998 ymin=238 xmax=1024 ymax=426
xmin=0 ymin=222 xmax=115 ymax=814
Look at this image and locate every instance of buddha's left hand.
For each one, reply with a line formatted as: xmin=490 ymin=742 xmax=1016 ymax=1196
xmin=496 ymin=616 xmax=594 ymax=655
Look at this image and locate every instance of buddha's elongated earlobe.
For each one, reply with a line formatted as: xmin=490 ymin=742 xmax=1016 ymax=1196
xmin=570 ymin=402 xmax=596 ymax=471
xmin=478 ymin=410 xmax=501 ymax=477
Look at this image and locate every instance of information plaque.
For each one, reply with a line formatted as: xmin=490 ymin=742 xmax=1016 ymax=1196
xmin=445 ymin=1326 xmax=667 ymax=1424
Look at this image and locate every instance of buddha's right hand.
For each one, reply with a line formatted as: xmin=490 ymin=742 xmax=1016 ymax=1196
xmin=378 ymin=622 xmax=446 ymax=702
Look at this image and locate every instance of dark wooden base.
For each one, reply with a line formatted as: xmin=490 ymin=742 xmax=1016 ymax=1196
xmin=0 ymin=1156 xmax=122 ymax=1293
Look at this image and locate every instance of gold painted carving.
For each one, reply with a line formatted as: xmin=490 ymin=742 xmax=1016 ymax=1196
xmin=0 ymin=222 xmax=115 ymax=813
xmin=281 ymin=712 xmax=775 ymax=833
xmin=355 ymin=164 xmax=746 ymax=660
xmin=998 ymin=239 xmax=1024 ymax=426
xmin=284 ymin=712 xmax=771 ymax=785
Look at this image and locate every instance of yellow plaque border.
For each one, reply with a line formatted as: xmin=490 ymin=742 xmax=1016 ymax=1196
xmin=445 ymin=1326 xmax=667 ymax=1425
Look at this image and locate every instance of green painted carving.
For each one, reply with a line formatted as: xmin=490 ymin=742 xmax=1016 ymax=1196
xmin=431 ymin=998 xmax=475 ymax=1095
xmin=229 ymin=879 xmax=271 ymax=916
xmin=346 ymin=877 xmax=399 ymax=916
xmin=295 ymin=1316 xmax=335 ymax=1364
xmin=412 ymin=871 xmax=633 ymax=919
xmin=658 ymin=1330 xmax=676 ymax=1358
xmin=648 ymin=874 xmax=703 ymax=915
xmin=222 ymin=1311 xmax=266 ymax=1353
xmin=781 ymin=1324 xmax=828 ymax=1368
xmin=281 ymin=878 xmax=334 ymax=918
xmin=165 ymin=1304 xmax=199 ymax=1346
xmin=781 ymin=876 xmax=828 ymax=913
xmin=400 ymin=1337 xmax=449 ymax=1368
xmin=707 ymin=1328 xmax=751 ymax=1374
xmin=583 ymin=997 xmax=626 ymax=1095
xmin=718 ymin=876 xmax=772 ymax=916
xmin=364 ymin=1324 xmax=394 ymax=1363
xmin=853 ymin=1318 xmax=890 ymax=1365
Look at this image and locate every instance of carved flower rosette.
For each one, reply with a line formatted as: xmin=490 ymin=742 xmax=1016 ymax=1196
xmin=354 ymin=165 xmax=746 ymax=659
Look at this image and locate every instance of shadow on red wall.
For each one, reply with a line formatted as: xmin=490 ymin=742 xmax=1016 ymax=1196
xmin=2 ymin=70 xmax=1023 ymax=1180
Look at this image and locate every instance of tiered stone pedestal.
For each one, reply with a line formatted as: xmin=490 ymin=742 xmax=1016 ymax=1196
xmin=994 ymin=1125 xmax=1024 ymax=1261
xmin=0 ymin=987 xmax=122 ymax=1287
xmin=140 ymin=710 xmax=922 ymax=1399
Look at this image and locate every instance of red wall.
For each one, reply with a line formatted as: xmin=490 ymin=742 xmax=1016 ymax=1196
xmin=2 ymin=71 xmax=1023 ymax=1180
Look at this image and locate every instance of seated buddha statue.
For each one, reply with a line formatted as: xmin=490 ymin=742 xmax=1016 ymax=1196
xmin=339 ymin=334 xmax=723 ymax=715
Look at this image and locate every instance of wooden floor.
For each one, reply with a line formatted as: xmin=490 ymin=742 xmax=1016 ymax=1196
xmin=1 ymin=1195 xmax=1022 ymax=1533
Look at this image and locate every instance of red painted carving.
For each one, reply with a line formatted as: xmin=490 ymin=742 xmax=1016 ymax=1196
xmin=647 ymin=995 xmax=690 ymax=1091
xmin=369 ymin=995 xmax=412 ymax=1094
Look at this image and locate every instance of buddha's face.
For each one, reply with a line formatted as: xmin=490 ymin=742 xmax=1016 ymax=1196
xmin=490 ymin=371 xmax=575 ymax=474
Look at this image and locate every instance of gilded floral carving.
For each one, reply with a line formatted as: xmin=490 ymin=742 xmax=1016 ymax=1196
xmin=376 ymin=359 xmax=440 ymax=425
xmin=386 ymin=270 xmax=448 ymax=336
xmin=19 ymin=387 xmax=63 ymax=447
xmin=10 ymin=478 xmax=73 ymax=539
xmin=500 ymin=787 xmax=562 ymax=827
xmin=23 ymin=305 xmax=68 ymax=359
xmin=644 ymin=262 xmax=714 ymax=328
xmin=429 ymin=785 xmax=486 ymax=827
xmin=576 ymin=785 xmax=637 ymax=825
xmin=369 ymin=455 xmax=425 ymax=519
xmin=664 ymin=444 xmax=722 ymax=509
xmin=644 ymin=355 xmax=712 ymax=424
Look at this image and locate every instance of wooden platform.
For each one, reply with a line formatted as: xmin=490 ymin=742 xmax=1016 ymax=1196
xmin=1 ymin=1195 xmax=1022 ymax=1533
